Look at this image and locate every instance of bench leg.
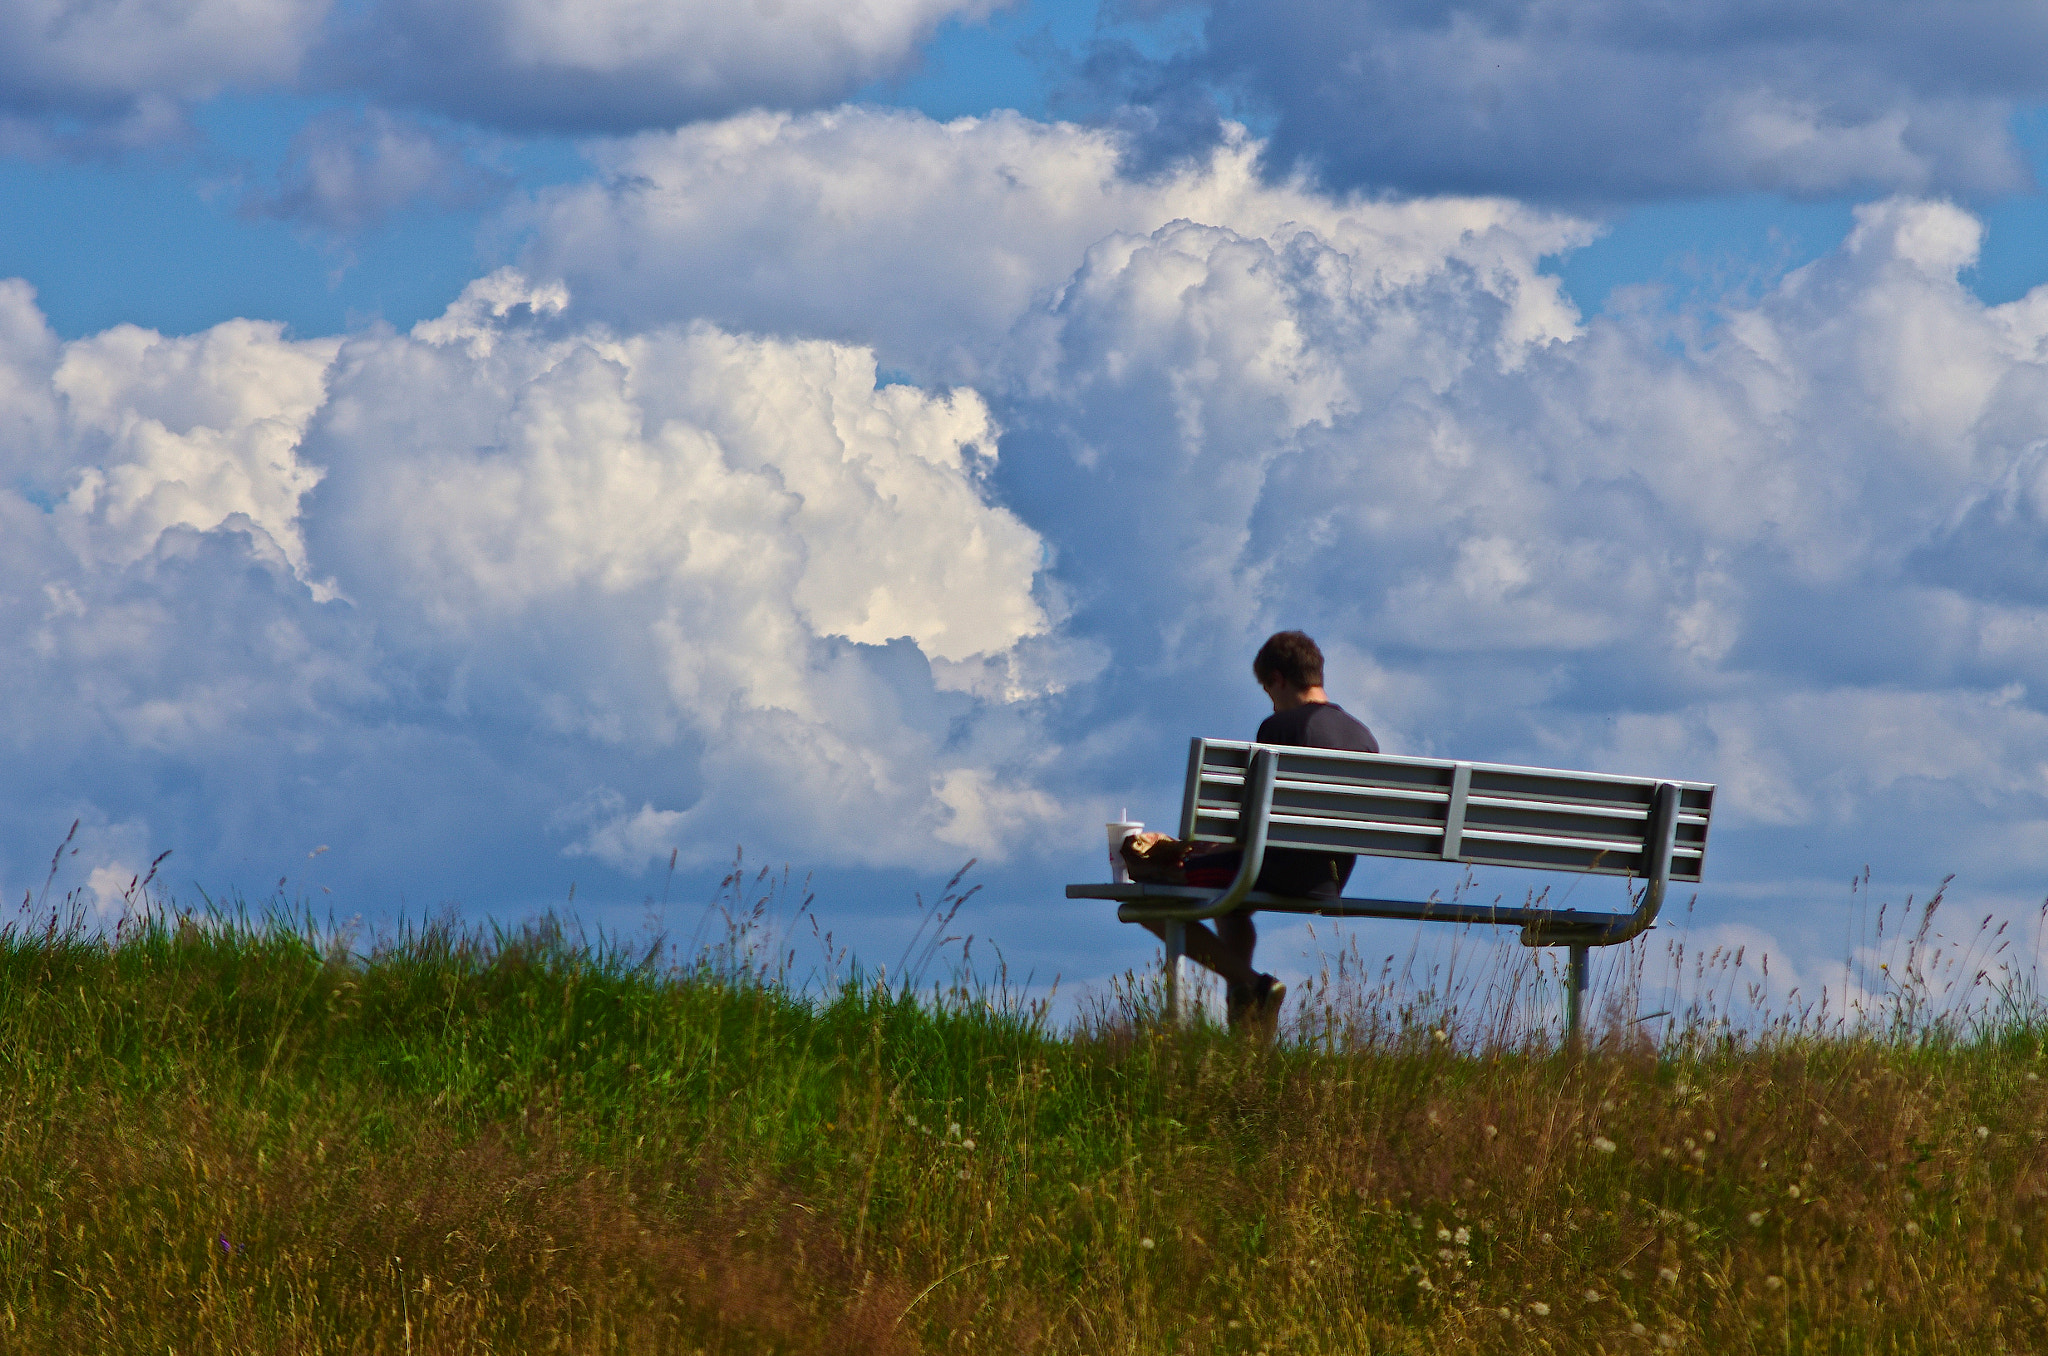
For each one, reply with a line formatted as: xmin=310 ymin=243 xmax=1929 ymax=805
xmin=1162 ymin=920 xmax=1185 ymax=1023
xmin=1565 ymin=943 xmax=1589 ymax=1048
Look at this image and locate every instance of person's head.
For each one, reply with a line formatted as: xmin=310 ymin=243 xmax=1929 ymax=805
xmin=1253 ymin=630 xmax=1325 ymax=700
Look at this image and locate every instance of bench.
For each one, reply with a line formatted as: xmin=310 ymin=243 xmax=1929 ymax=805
xmin=1067 ymin=739 xmax=1716 ymax=1039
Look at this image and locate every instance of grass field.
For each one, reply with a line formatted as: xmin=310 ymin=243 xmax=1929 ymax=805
xmin=5 ymin=865 xmax=2048 ymax=1354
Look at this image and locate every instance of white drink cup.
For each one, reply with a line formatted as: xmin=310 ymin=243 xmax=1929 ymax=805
xmin=1107 ymin=819 xmax=1143 ymax=884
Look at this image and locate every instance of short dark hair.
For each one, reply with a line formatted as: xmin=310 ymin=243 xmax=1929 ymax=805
xmin=1253 ymin=630 xmax=1324 ymax=691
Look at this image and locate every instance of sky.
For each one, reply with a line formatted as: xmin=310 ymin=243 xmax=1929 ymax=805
xmin=9 ymin=0 xmax=2048 ymax=1022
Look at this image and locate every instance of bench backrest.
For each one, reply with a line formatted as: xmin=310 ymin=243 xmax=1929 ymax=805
xmin=1179 ymin=739 xmax=1713 ymax=883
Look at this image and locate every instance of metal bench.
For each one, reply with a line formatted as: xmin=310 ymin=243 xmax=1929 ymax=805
xmin=1067 ymin=739 xmax=1716 ymax=1039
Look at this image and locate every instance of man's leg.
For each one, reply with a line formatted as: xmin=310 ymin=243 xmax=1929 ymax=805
xmin=1214 ymin=909 xmax=1284 ymax=1038
xmin=1138 ymin=917 xmax=1261 ymax=989
xmin=1214 ymin=909 xmax=1257 ymax=974
xmin=1140 ymin=910 xmax=1283 ymax=1035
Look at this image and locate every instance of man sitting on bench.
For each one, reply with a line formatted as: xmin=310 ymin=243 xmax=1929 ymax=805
xmin=1136 ymin=630 xmax=1379 ymax=1032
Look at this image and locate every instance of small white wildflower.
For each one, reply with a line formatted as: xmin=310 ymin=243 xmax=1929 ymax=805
xmin=2028 ymin=1072 xmax=2040 ymax=1083
xmin=1690 ymin=1147 xmax=1707 ymax=1164
xmin=1499 ymin=1307 xmax=1513 ymax=1320
xmin=1786 ymin=1183 xmax=1801 ymax=1199
xmin=948 ymin=1121 xmax=961 ymax=1139
xmin=1541 ymin=1231 xmax=1553 ymax=1244
xmin=1438 ymin=1248 xmax=1457 ymax=1262
xmin=1658 ymin=1267 xmax=1679 ymax=1284
xmin=1905 ymin=1221 xmax=1921 ymax=1237
xmin=1438 ymin=1226 xmax=1452 ymax=1241
xmin=1748 ymin=1211 xmax=1766 ymax=1227
xmin=1417 ymin=1276 xmax=1435 ymax=1292
xmin=1764 ymin=1275 xmax=1783 ymax=1291
xmin=1592 ymin=1135 xmax=1618 ymax=1154
xmin=1702 ymin=1129 xmax=1716 ymax=1143
xmin=1139 ymin=1237 xmax=1154 ymax=1249
xmin=1454 ymin=1226 xmax=1471 ymax=1246
xmin=957 ymin=1169 xmax=969 ymax=1180
xmin=1629 ymin=1322 xmax=1648 ymax=1336
xmin=1976 ymin=1125 xmax=1991 ymax=1140
xmin=1583 ymin=1288 xmax=1600 ymax=1302
xmin=1227 ymin=1320 xmax=1243 ymax=1330
xmin=1484 ymin=1124 xmax=1498 ymax=1138
xmin=961 ymin=1138 xmax=975 ymax=1151
xmin=1528 ymin=1301 xmax=1550 ymax=1317
xmin=1657 ymin=1335 xmax=1677 ymax=1350
xmin=1432 ymin=1028 xmax=1449 ymax=1042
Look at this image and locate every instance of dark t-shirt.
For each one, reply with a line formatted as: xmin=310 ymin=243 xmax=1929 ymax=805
xmin=1253 ymin=701 xmax=1379 ymax=900
xmin=1255 ymin=701 xmax=1380 ymax=756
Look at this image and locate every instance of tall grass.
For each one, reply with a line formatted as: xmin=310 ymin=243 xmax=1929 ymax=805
xmin=5 ymin=867 xmax=2048 ymax=1353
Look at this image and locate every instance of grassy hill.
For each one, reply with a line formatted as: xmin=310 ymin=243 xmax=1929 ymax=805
xmin=5 ymin=882 xmax=2047 ymax=1354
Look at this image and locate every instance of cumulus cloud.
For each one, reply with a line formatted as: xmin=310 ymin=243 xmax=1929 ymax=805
xmin=0 ymin=268 xmax=1080 ymax=913
xmin=958 ymin=189 xmax=2048 ymax=941
xmin=412 ymin=115 xmax=2048 ymax=939
xmin=1099 ymin=0 xmax=2048 ymax=200
xmin=514 ymin=108 xmax=1595 ymax=379
xmin=17 ymin=107 xmax=2048 ymax=1001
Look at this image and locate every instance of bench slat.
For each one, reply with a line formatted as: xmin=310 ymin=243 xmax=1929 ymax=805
xmin=1182 ymin=739 xmax=1713 ymax=884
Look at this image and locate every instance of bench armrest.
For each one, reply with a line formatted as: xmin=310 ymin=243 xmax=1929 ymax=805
xmin=1517 ymin=780 xmax=1681 ymax=947
xmin=1114 ymin=746 xmax=1278 ymax=923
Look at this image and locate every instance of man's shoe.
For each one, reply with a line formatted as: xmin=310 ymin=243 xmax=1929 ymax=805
xmin=1228 ymin=974 xmax=1286 ymax=1040
xmin=1250 ymin=974 xmax=1287 ymax=1043
xmin=1225 ymin=981 xmax=1257 ymax=1033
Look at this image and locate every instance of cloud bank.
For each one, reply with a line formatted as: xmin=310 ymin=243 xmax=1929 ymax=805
xmin=0 ymin=0 xmax=1005 ymax=150
xmin=1107 ymin=0 xmax=2048 ymax=200
xmin=10 ymin=111 xmax=2048 ymax=994
xmin=0 ymin=261 xmax=1074 ymax=911
xmin=511 ymin=114 xmax=2048 ymax=916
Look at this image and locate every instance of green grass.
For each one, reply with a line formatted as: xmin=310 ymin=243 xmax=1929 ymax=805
xmin=5 ymin=880 xmax=2048 ymax=1354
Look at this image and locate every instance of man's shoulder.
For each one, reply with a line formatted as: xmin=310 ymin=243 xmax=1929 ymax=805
xmin=1257 ymin=702 xmax=1379 ymax=753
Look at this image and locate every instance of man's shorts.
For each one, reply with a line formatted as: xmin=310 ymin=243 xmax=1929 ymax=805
xmin=1184 ymin=847 xmax=1354 ymax=902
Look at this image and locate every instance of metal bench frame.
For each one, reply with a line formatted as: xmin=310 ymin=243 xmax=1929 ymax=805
xmin=1068 ymin=739 xmax=1715 ymax=1040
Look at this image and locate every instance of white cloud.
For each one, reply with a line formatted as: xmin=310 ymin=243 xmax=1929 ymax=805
xmin=513 ymin=108 xmax=1594 ymax=380
xmin=0 ymin=266 xmax=1078 ymax=895
xmin=301 ymin=272 xmax=1066 ymax=867
xmin=51 ymin=318 xmax=341 ymax=579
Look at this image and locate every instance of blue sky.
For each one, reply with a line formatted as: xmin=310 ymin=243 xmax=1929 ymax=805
xmin=10 ymin=0 xmax=2048 ymax=1018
